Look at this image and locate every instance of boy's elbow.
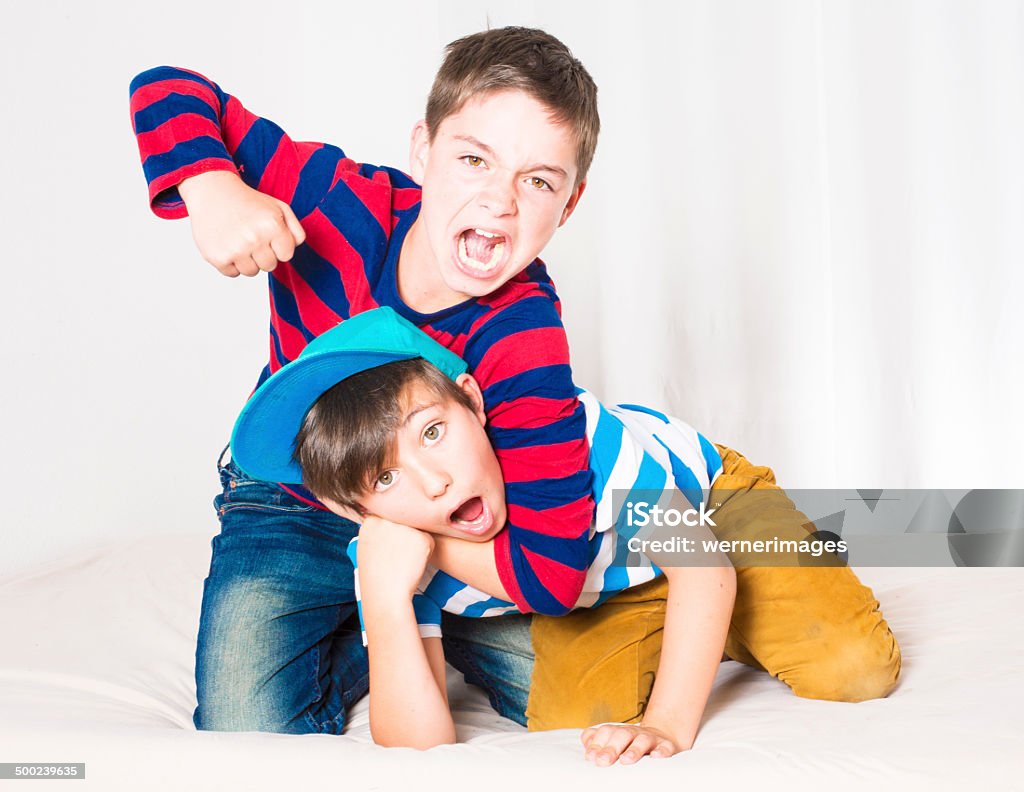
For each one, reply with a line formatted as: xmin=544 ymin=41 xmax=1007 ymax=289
xmin=130 ymin=66 xmax=205 ymax=97
xmin=527 ymin=575 xmax=584 ymax=617
xmin=130 ymin=66 xmax=174 ymax=96
xmin=373 ymin=726 xmax=456 ymax=751
xmin=533 ymin=602 xmax=574 ymax=617
xmin=663 ymin=562 xmax=736 ymax=599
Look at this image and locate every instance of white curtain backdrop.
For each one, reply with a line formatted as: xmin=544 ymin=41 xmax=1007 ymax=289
xmin=556 ymin=0 xmax=1024 ymax=491
xmin=2 ymin=0 xmax=1021 ymax=575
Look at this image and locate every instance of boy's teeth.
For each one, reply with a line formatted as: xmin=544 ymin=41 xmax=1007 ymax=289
xmin=474 ymin=228 xmax=499 ymax=238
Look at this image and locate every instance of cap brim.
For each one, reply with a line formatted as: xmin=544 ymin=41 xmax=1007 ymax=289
xmin=230 ymin=349 xmax=416 ymax=484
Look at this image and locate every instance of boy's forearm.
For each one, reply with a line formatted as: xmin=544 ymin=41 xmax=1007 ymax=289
xmin=430 ymin=535 xmax=511 ymax=602
xmin=176 ymin=169 xmax=242 ymax=207
xmin=641 ymin=564 xmax=736 ymax=749
xmin=363 ymin=598 xmax=455 ymax=749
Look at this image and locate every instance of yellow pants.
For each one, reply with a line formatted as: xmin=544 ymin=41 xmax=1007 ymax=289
xmin=526 ymin=444 xmax=903 ymax=730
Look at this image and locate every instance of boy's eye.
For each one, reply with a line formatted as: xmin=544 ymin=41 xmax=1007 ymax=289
xmin=528 ymin=176 xmax=551 ymax=191
xmin=423 ymin=422 xmax=445 ymax=443
xmin=374 ymin=470 xmax=397 ymax=491
xmin=462 ymin=155 xmax=485 ymax=168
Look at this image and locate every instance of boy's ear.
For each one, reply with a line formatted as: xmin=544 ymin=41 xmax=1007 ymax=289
xmin=454 ymin=373 xmax=486 ymax=425
xmin=409 ymin=119 xmax=431 ymax=183
xmin=558 ymin=179 xmax=587 ymax=227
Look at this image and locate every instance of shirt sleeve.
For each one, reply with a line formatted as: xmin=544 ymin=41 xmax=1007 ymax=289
xmin=128 ymin=65 xmax=343 ymax=219
xmin=462 ymin=292 xmax=594 ymax=616
xmin=347 ymin=536 xmax=443 ymax=646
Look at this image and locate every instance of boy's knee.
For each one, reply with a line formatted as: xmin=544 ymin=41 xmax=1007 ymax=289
xmin=195 ymin=631 xmax=325 ymax=734
xmin=195 ymin=652 xmax=348 ymax=735
xmin=195 ymin=654 xmax=318 ymax=734
xmin=713 ymin=443 xmax=778 ymax=488
xmin=527 ymin=580 xmax=669 ymax=730
xmin=195 ymin=576 xmax=346 ymax=735
xmin=194 ymin=696 xmax=316 ymax=734
xmin=787 ymin=627 xmax=902 ymax=703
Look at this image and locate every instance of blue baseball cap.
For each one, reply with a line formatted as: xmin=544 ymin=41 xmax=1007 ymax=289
xmin=230 ymin=307 xmax=469 ymax=484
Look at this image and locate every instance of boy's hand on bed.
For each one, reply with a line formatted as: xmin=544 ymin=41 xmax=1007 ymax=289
xmin=357 ymin=516 xmax=433 ymax=601
xmin=177 ymin=170 xmax=306 ymax=278
xmin=581 ymin=722 xmax=682 ymax=766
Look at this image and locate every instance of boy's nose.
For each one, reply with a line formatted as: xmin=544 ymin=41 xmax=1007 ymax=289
xmin=478 ymin=173 xmax=517 ymax=216
xmin=420 ymin=467 xmax=452 ymax=499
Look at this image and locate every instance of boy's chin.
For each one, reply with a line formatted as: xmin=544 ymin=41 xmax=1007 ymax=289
xmin=444 ymin=527 xmax=497 ymax=542
xmin=444 ymin=519 xmax=500 ymax=542
xmin=443 ymin=257 xmax=530 ymax=299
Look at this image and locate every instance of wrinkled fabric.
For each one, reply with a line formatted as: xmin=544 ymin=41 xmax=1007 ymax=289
xmin=527 ymin=444 xmax=902 ymax=729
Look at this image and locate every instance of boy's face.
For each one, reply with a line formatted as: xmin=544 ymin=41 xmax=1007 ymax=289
xmin=404 ymin=89 xmax=587 ymax=311
xmin=324 ymin=374 xmax=507 ymax=541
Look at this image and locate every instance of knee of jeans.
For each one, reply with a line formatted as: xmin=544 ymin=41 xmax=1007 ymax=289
xmin=789 ymin=625 xmax=903 ymax=703
xmin=194 ymin=575 xmax=337 ymax=735
xmin=441 ymin=614 xmax=534 ymax=725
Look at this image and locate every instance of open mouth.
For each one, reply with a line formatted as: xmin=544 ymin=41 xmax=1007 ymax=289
xmin=453 ymin=228 xmax=511 ymax=279
xmin=449 ymin=496 xmax=494 ymax=536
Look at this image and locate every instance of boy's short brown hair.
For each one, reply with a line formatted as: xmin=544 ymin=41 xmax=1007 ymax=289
xmin=426 ymin=26 xmax=600 ymax=187
xmin=293 ymin=358 xmax=475 ymax=512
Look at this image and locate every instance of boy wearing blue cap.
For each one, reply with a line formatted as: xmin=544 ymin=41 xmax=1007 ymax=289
xmin=232 ymin=307 xmax=902 ymax=764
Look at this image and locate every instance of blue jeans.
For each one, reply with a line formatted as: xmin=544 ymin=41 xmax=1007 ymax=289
xmin=193 ymin=450 xmax=535 ymax=733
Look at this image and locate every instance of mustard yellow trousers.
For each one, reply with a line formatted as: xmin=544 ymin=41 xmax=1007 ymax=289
xmin=526 ymin=444 xmax=902 ymax=730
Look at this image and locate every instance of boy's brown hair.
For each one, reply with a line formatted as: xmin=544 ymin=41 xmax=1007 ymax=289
xmin=426 ymin=26 xmax=600 ymax=187
xmin=293 ymin=358 xmax=475 ymax=512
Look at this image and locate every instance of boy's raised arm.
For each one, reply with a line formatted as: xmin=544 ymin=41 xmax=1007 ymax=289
xmin=128 ymin=66 xmax=339 ymax=275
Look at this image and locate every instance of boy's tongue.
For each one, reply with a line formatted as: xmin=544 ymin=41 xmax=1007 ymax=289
xmin=463 ymin=230 xmax=499 ymax=262
xmin=452 ymin=496 xmax=484 ymax=523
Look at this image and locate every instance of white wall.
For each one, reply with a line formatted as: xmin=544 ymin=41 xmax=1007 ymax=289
xmin=2 ymin=0 xmax=1021 ymax=577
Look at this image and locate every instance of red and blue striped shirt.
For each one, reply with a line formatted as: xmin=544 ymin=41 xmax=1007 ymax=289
xmin=129 ymin=66 xmax=594 ymax=615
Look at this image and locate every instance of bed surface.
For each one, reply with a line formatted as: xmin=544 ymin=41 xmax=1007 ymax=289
xmin=1 ymin=533 xmax=1020 ymax=791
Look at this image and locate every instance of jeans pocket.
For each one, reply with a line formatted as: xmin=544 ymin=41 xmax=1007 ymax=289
xmin=215 ymin=459 xmax=315 ymax=516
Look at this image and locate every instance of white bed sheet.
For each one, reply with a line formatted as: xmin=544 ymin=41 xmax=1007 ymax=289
xmin=1 ymin=533 xmax=1020 ymax=791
